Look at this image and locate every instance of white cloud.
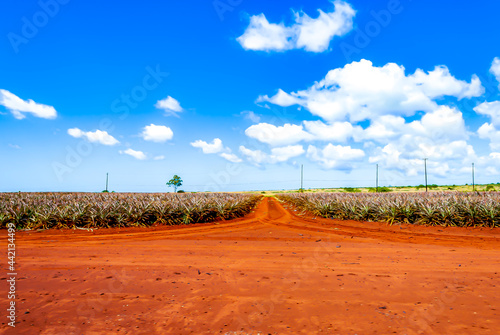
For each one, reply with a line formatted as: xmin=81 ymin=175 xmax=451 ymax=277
xmin=154 ymin=155 xmax=165 ymax=160
xmin=237 ymin=0 xmax=355 ymax=52
xmin=307 ymin=144 xmax=364 ymax=169
xmin=245 ymin=123 xmax=312 ymax=146
xmin=475 ymin=101 xmax=500 ymax=151
xmin=367 ymin=108 xmax=475 ymax=177
xmin=140 ymin=124 xmax=174 ymax=143
xmin=239 ymin=146 xmax=268 ymax=165
xmin=411 ymin=66 xmax=484 ymax=100
xmin=361 ymin=115 xmax=406 ymax=143
xmin=241 ymin=110 xmax=261 ymax=123
xmin=474 ymin=101 xmax=500 ymax=127
xmin=478 ymin=123 xmax=500 ymax=151
xmin=247 ymin=59 xmax=488 ymax=176
xmin=220 ymin=152 xmax=243 ymax=163
xmin=413 ymin=140 xmax=474 ymax=161
xmin=408 ymin=106 xmax=468 ymax=141
xmin=303 ymin=120 xmax=361 ymax=142
xmin=67 ymin=128 xmax=119 ymax=146
xmin=155 ymin=96 xmax=184 ymax=117
xmin=237 ymin=14 xmax=292 ymax=52
xmin=256 ymin=89 xmax=301 ymax=107
xmin=294 ymin=0 xmax=356 ymax=52
xmin=9 ymin=144 xmax=21 ymax=149
xmin=270 ymin=145 xmax=305 ymax=162
xmin=476 ymin=152 xmax=500 ymax=175
xmin=258 ymin=59 xmax=483 ymax=123
xmin=490 ymin=57 xmax=500 ymax=89
xmin=360 ymin=106 xmax=467 ymax=144
xmin=368 ymin=143 xmax=421 ymax=176
xmin=0 ymin=89 xmax=57 ymax=120
xmin=120 ymin=149 xmax=147 ymax=160
xmin=191 ymin=138 xmax=242 ymax=163
xmin=191 ymin=138 xmax=224 ymax=154
xmin=239 ymin=145 xmax=305 ymax=165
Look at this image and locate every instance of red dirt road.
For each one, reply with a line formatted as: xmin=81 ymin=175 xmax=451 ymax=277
xmin=1 ymin=197 xmax=499 ymax=334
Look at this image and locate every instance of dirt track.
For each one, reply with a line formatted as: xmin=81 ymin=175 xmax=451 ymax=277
xmin=1 ymin=197 xmax=499 ymax=334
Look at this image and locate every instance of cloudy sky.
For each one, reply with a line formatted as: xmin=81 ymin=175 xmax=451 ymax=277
xmin=1 ymin=0 xmax=500 ymax=192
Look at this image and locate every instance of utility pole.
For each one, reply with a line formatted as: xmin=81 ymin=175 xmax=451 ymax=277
xmin=106 ymin=173 xmax=109 ymax=192
xmin=424 ymin=158 xmax=428 ymax=192
xmin=300 ymin=164 xmax=304 ymax=191
xmin=376 ymin=164 xmax=379 ymax=193
xmin=472 ymin=163 xmax=475 ymax=192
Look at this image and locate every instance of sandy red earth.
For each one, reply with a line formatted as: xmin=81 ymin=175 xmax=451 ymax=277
xmin=1 ymin=197 xmax=499 ymax=334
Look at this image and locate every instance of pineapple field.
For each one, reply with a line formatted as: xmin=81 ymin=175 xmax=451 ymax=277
xmin=276 ymin=191 xmax=500 ymax=228
xmin=0 ymin=192 xmax=262 ymax=230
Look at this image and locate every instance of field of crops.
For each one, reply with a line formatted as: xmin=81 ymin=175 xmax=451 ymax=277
xmin=0 ymin=192 xmax=262 ymax=230
xmin=276 ymin=192 xmax=500 ymax=228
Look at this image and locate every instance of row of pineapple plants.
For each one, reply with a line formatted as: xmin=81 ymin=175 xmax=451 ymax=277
xmin=276 ymin=192 xmax=500 ymax=228
xmin=0 ymin=193 xmax=262 ymax=230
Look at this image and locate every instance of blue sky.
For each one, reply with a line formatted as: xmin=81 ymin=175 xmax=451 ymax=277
xmin=1 ymin=0 xmax=500 ymax=192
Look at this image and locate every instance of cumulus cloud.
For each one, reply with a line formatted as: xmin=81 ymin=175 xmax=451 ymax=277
xmin=191 ymin=138 xmax=242 ymax=163
xmin=237 ymin=0 xmax=355 ymax=52
xmin=0 ymin=89 xmax=57 ymax=120
xmin=411 ymin=66 xmax=484 ymax=100
xmin=245 ymin=123 xmax=312 ymax=146
xmin=474 ymin=101 xmax=500 ymax=151
xmin=307 ymin=144 xmax=364 ymax=169
xmin=360 ymin=115 xmax=406 ymax=143
xmin=368 ymin=126 xmax=474 ymax=177
xmin=258 ymin=59 xmax=484 ymax=123
xmin=191 ymin=138 xmax=225 ymax=154
xmin=155 ymin=96 xmax=184 ymax=117
xmin=140 ymin=124 xmax=174 ymax=143
xmin=478 ymin=123 xmax=500 ymax=151
xmin=154 ymin=155 xmax=165 ymax=161
xmin=368 ymin=143 xmax=425 ymax=177
xmin=303 ymin=120 xmax=361 ymax=142
xmin=246 ymin=59 xmax=487 ymax=176
xmin=120 ymin=148 xmax=147 ymax=160
xmin=490 ymin=57 xmax=500 ymax=89
xmin=239 ymin=145 xmax=305 ymax=165
xmin=270 ymin=145 xmax=305 ymax=162
xmin=474 ymin=101 xmax=500 ymax=127
xmin=408 ymin=106 xmax=468 ymax=141
xmin=476 ymin=152 xmax=500 ymax=175
xmin=369 ymin=143 xmax=462 ymax=178
xmin=67 ymin=128 xmax=119 ymax=146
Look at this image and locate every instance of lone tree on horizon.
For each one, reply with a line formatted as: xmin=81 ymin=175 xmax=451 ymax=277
xmin=166 ymin=175 xmax=183 ymax=193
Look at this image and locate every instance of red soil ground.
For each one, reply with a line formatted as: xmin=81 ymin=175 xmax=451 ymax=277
xmin=1 ymin=197 xmax=499 ymax=334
